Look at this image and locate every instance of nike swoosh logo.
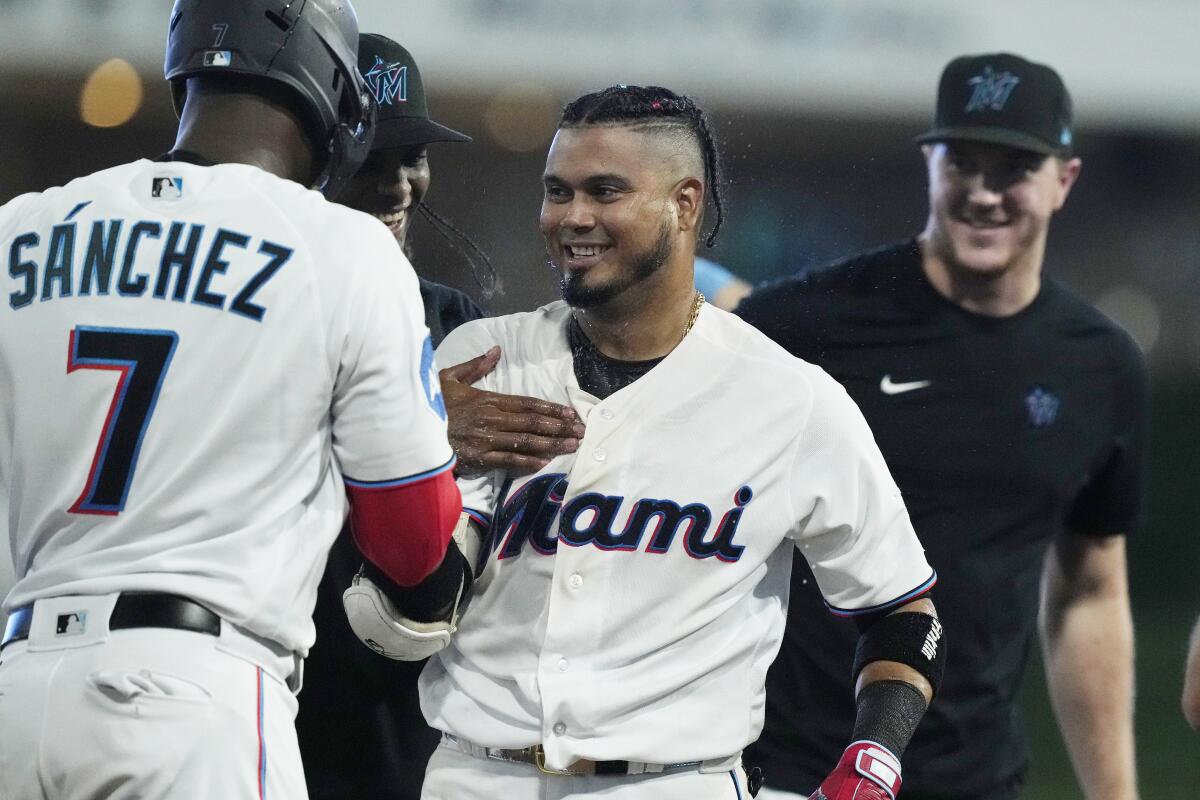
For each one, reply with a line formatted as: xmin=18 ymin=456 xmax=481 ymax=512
xmin=880 ymin=375 xmax=932 ymax=395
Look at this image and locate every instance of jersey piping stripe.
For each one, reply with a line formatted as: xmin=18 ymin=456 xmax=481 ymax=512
xmin=728 ymin=770 xmax=743 ymax=799
xmin=825 ymin=569 xmax=937 ymax=617
xmin=463 ymin=507 xmax=491 ymax=529
xmin=343 ymin=454 xmax=456 ymax=491
xmin=256 ymin=666 xmax=266 ymax=800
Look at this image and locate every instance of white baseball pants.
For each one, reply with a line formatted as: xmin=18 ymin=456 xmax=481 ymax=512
xmin=0 ymin=594 xmax=306 ymax=800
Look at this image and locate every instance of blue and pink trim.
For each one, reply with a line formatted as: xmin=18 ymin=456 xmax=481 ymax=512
xmin=343 ymin=454 xmax=456 ymax=492
xmin=826 ymin=570 xmax=938 ymax=618
xmin=463 ymin=507 xmax=491 ymax=529
xmin=255 ymin=666 xmax=266 ymax=799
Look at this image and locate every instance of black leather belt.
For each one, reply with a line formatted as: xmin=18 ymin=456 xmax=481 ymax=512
xmin=1 ymin=593 xmax=221 ymax=651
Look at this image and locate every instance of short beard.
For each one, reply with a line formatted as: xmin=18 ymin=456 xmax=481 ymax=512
xmin=559 ymin=222 xmax=673 ymax=308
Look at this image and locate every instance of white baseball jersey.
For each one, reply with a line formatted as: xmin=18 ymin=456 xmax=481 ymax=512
xmin=0 ymin=159 xmax=453 ymax=654
xmin=421 ymin=301 xmax=934 ymax=770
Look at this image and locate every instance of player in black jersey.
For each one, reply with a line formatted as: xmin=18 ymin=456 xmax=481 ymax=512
xmin=297 ymin=35 xmax=488 ymax=800
xmin=739 ymin=54 xmax=1145 ymax=800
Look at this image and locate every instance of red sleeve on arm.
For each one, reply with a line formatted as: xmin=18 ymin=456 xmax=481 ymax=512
xmin=346 ymin=468 xmax=463 ymax=587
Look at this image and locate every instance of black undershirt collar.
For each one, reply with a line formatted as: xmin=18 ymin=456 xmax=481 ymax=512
xmin=567 ymin=316 xmax=664 ymax=400
xmin=154 ymin=149 xmax=216 ymax=166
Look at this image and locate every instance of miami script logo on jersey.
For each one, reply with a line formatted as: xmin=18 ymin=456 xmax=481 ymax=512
xmin=476 ymin=474 xmax=754 ymax=564
xmin=363 ymin=56 xmax=407 ymax=107
xmin=965 ymin=66 xmax=1021 ymax=113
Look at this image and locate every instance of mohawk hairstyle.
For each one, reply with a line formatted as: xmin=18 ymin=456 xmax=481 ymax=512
xmin=559 ymin=85 xmax=725 ymax=248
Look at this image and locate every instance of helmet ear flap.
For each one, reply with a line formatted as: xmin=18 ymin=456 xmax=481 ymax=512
xmin=320 ymin=87 xmax=376 ymax=198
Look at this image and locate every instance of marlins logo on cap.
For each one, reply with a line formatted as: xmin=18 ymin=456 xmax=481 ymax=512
xmin=965 ymin=66 xmax=1021 ymax=113
xmin=356 ymin=33 xmax=471 ymax=149
xmin=916 ymin=52 xmax=1074 ymax=157
xmin=363 ymin=55 xmax=408 ymax=107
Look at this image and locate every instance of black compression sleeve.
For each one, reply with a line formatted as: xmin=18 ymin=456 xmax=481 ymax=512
xmin=361 ymin=544 xmax=470 ymax=623
xmin=850 ymin=679 xmax=928 ymax=758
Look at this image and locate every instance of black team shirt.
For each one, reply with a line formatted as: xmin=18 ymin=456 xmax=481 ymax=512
xmin=737 ymin=240 xmax=1146 ymax=800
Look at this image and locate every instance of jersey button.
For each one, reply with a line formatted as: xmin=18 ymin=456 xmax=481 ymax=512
xmin=600 ymin=408 xmax=614 ymax=420
xmin=593 ymin=448 xmax=607 ymax=462
xmin=568 ymin=573 xmax=583 ymax=589
xmin=558 ymin=658 xmax=569 ymax=672
xmin=553 ymin=722 xmax=567 ymax=736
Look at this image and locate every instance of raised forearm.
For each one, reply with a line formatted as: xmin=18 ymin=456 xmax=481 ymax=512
xmin=1181 ymin=614 xmax=1200 ymax=731
xmin=1039 ymin=537 xmax=1138 ymax=800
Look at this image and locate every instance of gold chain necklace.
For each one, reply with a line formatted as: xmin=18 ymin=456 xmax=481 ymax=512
xmin=684 ymin=290 xmax=706 ymax=336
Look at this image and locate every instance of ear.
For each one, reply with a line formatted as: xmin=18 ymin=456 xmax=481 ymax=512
xmin=672 ymin=176 xmax=705 ymax=234
xmin=1053 ymin=157 xmax=1082 ymax=210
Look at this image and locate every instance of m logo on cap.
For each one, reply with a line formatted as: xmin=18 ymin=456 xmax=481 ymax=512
xmin=363 ymin=55 xmax=408 ymax=107
xmin=965 ymin=66 xmax=1021 ymax=113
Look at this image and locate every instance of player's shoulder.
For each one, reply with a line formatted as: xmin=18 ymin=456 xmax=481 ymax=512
xmin=0 ymin=161 xmax=146 ymax=230
xmin=1040 ymin=276 xmax=1145 ymax=370
xmin=699 ymin=305 xmax=846 ymax=396
xmin=735 ymin=240 xmax=918 ymax=342
xmin=239 ymin=168 xmax=392 ymax=247
xmin=1041 ymin=277 xmax=1142 ymax=355
xmin=438 ymin=301 xmax=567 ymax=360
xmin=743 ymin=240 xmax=915 ymax=306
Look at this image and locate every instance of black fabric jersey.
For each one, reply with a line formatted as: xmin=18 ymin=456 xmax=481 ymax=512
xmin=296 ymin=279 xmax=483 ymax=800
xmin=737 ymin=240 xmax=1146 ymax=800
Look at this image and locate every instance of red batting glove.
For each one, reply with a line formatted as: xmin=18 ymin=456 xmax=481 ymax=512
xmin=810 ymin=740 xmax=902 ymax=800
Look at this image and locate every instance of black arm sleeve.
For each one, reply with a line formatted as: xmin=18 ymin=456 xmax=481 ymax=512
xmin=361 ymin=544 xmax=471 ymax=624
xmin=850 ymin=679 xmax=929 ymax=758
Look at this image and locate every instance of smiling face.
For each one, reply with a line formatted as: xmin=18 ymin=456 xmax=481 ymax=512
xmin=338 ymin=144 xmax=431 ymax=246
xmin=923 ymin=140 xmax=1080 ymax=278
xmin=539 ymin=125 xmax=701 ymax=308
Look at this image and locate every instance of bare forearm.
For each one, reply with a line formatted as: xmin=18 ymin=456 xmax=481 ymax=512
xmin=1040 ymin=588 xmax=1137 ymax=799
xmin=1182 ymin=614 xmax=1200 ymax=731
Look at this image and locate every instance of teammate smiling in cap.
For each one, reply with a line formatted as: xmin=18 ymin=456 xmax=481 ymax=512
xmin=740 ymin=52 xmax=1145 ymax=800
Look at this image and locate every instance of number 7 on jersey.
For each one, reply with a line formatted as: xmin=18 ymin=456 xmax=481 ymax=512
xmin=68 ymin=326 xmax=178 ymax=515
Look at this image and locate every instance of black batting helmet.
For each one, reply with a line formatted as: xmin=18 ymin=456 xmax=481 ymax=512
xmin=164 ymin=0 xmax=375 ymax=197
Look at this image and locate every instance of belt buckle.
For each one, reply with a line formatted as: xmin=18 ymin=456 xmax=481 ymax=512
xmin=533 ymin=744 xmax=582 ymax=776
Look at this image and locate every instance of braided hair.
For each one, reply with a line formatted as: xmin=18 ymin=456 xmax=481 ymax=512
xmin=559 ymin=85 xmax=725 ymax=248
xmin=416 ymin=202 xmax=501 ymax=298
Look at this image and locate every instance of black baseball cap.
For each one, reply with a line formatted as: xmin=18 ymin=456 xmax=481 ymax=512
xmin=357 ymin=33 xmax=471 ymax=150
xmin=916 ymin=52 xmax=1073 ymax=157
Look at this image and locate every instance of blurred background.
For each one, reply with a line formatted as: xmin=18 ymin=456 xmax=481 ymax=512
xmin=1 ymin=0 xmax=1197 ymax=794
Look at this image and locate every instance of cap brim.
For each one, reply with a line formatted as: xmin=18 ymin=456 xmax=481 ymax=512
xmin=372 ymin=117 xmax=472 ymax=150
xmin=915 ymin=126 xmax=1062 ymax=156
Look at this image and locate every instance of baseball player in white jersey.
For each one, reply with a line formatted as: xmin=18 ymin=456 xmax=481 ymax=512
xmin=0 ymin=2 xmax=464 ymax=798
xmin=341 ymin=86 xmax=946 ymax=800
